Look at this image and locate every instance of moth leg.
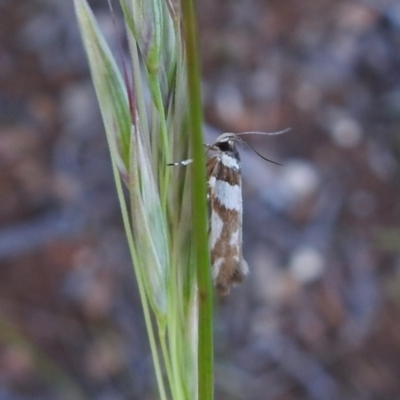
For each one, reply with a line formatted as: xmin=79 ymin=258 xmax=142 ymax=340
xmin=167 ymin=159 xmax=193 ymax=166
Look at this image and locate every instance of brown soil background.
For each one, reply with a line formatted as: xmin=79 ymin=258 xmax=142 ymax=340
xmin=0 ymin=1 xmax=400 ymax=399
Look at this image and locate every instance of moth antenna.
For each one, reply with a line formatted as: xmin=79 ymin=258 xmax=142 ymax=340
xmin=234 ymin=128 xmax=291 ymax=137
xmin=241 ymin=141 xmax=283 ymax=166
xmin=230 ymin=129 xmax=288 ymax=165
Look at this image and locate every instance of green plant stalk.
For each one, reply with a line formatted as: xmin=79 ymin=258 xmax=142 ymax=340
xmin=159 ymin=329 xmax=177 ymax=398
xmin=167 ymin=311 xmax=186 ymax=400
xmin=181 ymin=0 xmax=214 ymax=399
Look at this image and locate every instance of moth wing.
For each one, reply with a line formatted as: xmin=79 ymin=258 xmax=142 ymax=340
xmin=205 ymin=155 xmax=220 ymax=212
xmin=206 ymin=156 xmax=220 ymax=184
xmin=208 ymin=156 xmax=248 ymax=295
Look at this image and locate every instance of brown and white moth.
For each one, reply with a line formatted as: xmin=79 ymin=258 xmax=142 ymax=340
xmin=205 ymin=133 xmax=247 ymax=295
xmin=170 ymin=129 xmax=287 ymax=295
xmin=205 ymin=130 xmax=286 ymax=295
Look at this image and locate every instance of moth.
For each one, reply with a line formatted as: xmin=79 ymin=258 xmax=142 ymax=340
xmin=205 ymin=131 xmax=286 ymax=295
xmin=170 ymin=129 xmax=287 ymax=295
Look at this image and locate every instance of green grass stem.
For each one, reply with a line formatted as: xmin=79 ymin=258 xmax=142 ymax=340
xmin=182 ymin=1 xmax=214 ymax=399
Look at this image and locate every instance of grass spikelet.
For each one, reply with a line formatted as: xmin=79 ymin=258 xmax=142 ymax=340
xmin=74 ymin=0 xmax=213 ymax=399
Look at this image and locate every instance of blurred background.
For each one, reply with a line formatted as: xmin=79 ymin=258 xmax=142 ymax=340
xmin=1 ymin=0 xmax=400 ymax=399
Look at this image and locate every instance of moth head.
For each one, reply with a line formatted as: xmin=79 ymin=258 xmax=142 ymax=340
xmin=206 ymin=129 xmax=290 ymax=165
xmin=211 ymin=133 xmax=238 ymax=153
